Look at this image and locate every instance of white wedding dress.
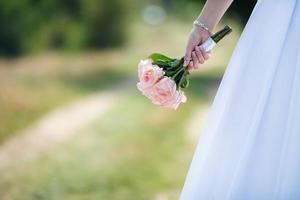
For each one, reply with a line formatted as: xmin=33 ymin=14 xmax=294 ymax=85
xmin=180 ymin=0 xmax=300 ymax=199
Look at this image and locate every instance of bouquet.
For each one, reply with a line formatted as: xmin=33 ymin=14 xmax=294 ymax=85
xmin=137 ymin=25 xmax=232 ymax=110
xmin=137 ymin=54 xmax=188 ymax=110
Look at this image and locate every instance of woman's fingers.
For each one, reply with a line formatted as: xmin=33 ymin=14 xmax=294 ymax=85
xmin=187 ymin=48 xmax=212 ymax=71
xmin=195 ymin=46 xmax=205 ymax=64
xmin=184 ymin=43 xmax=193 ymax=67
xmin=188 ymin=47 xmax=212 ymax=70
xmin=192 ymin=52 xmax=199 ymax=69
xmin=188 ymin=61 xmax=194 ymax=70
xmin=200 ymin=47 xmax=212 ymax=60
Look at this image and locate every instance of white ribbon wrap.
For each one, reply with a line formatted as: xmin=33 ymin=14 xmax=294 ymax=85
xmin=199 ymin=37 xmax=216 ymax=52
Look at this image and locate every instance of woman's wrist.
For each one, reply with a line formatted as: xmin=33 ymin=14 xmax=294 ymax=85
xmin=196 ymin=16 xmax=216 ymax=33
xmin=195 ymin=0 xmax=234 ymax=33
xmin=193 ymin=20 xmax=213 ymax=35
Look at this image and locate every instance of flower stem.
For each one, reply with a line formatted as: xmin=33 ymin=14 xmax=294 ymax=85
xmin=178 ymin=69 xmax=188 ymax=88
xmin=171 ymin=66 xmax=184 ymax=80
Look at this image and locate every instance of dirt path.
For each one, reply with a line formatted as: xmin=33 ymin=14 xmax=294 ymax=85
xmin=0 ymin=79 xmax=134 ymax=170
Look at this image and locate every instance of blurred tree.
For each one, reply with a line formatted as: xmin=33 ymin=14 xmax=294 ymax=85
xmin=0 ymin=0 xmax=256 ymax=57
xmin=81 ymin=0 xmax=128 ymax=48
xmin=0 ymin=1 xmax=28 ymax=55
xmin=0 ymin=0 xmax=129 ymax=56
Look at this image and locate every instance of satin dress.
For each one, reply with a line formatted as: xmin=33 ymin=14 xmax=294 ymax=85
xmin=180 ymin=0 xmax=300 ymax=199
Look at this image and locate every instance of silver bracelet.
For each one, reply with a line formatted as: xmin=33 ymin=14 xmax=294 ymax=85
xmin=193 ymin=20 xmax=212 ymax=35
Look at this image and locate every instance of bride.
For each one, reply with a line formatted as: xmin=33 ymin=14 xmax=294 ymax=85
xmin=180 ymin=0 xmax=300 ymax=199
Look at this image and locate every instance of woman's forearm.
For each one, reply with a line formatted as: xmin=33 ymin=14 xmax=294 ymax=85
xmin=197 ymin=0 xmax=234 ymax=32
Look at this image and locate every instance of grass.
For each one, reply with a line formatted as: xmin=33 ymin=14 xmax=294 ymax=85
xmin=0 ymin=87 xmax=206 ymax=200
xmin=0 ymin=62 xmax=130 ymax=143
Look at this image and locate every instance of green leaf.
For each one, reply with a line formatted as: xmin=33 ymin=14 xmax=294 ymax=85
xmin=153 ymin=59 xmax=169 ymax=66
xmin=169 ymin=59 xmax=181 ymax=68
xmin=148 ymin=53 xmax=173 ymax=62
xmin=169 ymin=57 xmax=184 ymax=68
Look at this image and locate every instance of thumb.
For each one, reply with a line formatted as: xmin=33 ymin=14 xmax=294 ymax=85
xmin=184 ymin=44 xmax=193 ymax=67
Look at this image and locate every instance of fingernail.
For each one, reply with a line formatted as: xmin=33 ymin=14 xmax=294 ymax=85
xmin=183 ymin=60 xmax=188 ymax=66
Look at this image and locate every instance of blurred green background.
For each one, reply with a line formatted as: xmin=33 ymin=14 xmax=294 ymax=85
xmin=0 ymin=0 xmax=255 ymax=199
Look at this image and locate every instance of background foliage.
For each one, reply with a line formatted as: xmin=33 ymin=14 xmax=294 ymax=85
xmin=0 ymin=0 xmax=129 ymax=56
xmin=0 ymin=0 xmax=256 ymax=56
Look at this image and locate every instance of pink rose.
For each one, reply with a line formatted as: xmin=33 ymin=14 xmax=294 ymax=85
xmin=136 ymin=59 xmax=165 ymax=93
xmin=148 ymin=77 xmax=187 ymax=110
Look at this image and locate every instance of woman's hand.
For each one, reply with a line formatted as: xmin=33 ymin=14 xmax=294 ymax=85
xmin=183 ymin=0 xmax=234 ymax=70
xmin=183 ymin=26 xmax=212 ymax=70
